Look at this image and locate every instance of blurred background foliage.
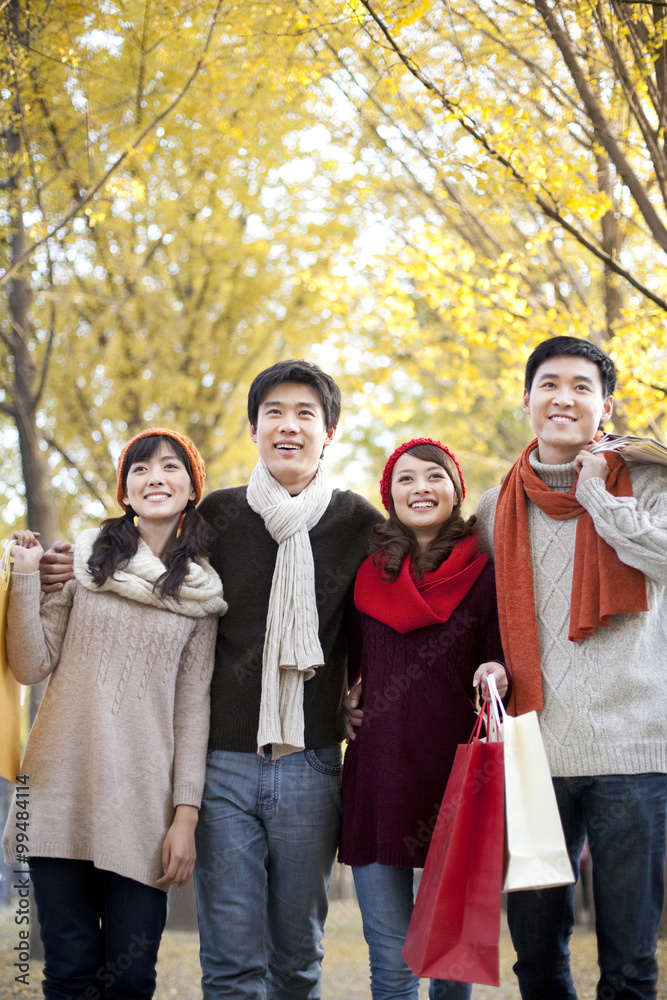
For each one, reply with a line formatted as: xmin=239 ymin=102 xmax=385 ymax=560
xmin=2 ymin=0 xmax=667 ymax=539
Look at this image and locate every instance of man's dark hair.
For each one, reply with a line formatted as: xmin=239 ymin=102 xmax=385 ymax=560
xmin=524 ymin=336 xmax=617 ymax=397
xmin=247 ymin=360 xmax=342 ymax=431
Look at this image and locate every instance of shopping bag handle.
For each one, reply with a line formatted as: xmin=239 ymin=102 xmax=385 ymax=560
xmin=0 ymin=539 xmax=16 ymax=589
xmin=486 ymin=674 xmax=507 ymax=726
xmin=470 ymin=688 xmax=490 ymax=743
xmin=469 ymin=683 xmax=502 ymax=744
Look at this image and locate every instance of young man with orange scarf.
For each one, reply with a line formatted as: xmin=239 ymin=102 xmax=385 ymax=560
xmin=474 ymin=336 xmax=667 ymax=1000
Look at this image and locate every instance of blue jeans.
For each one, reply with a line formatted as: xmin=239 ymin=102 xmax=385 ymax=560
xmin=507 ymin=773 xmax=667 ymax=1000
xmin=194 ymin=746 xmax=342 ymax=999
xmin=352 ymin=863 xmax=473 ymax=1000
xmin=30 ymin=857 xmax=167 ymax=1000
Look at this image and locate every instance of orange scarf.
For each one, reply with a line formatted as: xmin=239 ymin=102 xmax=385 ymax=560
xmin=494 ymin=440 xmax=649 ymax=715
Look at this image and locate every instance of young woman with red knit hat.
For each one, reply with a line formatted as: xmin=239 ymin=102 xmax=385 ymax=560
xmin=2 ymin=429 xmax=226 ymax=1000
xmin=339 ymin=438 xmax=508 ymax=1000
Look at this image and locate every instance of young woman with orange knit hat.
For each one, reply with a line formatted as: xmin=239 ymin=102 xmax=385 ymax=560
xmin=2 ymin=429 xmax=226 ymax=1000
xmin=339 ymin=438 xmax=508 ymax=1000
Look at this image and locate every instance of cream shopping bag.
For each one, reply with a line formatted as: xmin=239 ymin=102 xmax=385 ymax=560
xmin=0 ymin=540 xmax=20 ymax=782
xmin=487 ymin=676 xmax=575 ymax=892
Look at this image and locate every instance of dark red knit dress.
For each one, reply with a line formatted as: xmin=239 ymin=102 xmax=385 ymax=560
xmin=339 ymin=560 xmax=504 ymax=869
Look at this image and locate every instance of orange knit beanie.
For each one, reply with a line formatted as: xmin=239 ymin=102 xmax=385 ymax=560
xmin=116 ymin=428 xmax=206 ymax=511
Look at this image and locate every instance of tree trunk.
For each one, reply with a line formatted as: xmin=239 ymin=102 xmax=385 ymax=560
xmin=596 ymin=156 xmax=624 ymax=343
xmin=7 ymin=263 xmax=61 ymax=545
xmin=595 ymin=153 xmax=631 ymax=436
xmin=14 ymin=397 xmax=60 ymax=547
xmin=5 ymin=0 xmax=59 ymax=545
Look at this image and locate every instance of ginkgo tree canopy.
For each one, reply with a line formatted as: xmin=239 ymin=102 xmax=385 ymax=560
xmin=2 ymin=0 xmax=667 ymax=538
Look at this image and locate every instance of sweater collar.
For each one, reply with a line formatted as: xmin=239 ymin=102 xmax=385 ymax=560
xmin=73 ymin=528 xmax=226 ymax=618
xmin=529 ymin=448 xmax=577 ymax=491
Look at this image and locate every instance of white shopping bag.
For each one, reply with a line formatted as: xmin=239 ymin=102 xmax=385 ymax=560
xmin=487 ymin=676 xmax=575 ymax=892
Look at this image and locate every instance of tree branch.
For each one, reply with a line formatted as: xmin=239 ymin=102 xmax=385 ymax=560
xmin=358 ymin=0 xmax=667 ymax=312
xmin=0 ymin=323 xmax=18 ymax=351
xmin=0 ymin=399 xmax=17 ymax=417
xmin=592 ymin=1 xmax=667 ymax=202
xmin=307 ymin=22 xmax=556 ymax=309
xmin=32 ymin=303 xmax=56 ymax=408
xmin=0 ymin=0 xmax=224 ymax=288
xmin=634 ymin=378 xmax=667 ymax=398
xmin=42 ymin=434 xmax=110 ymax=509
xmin=533 ymin=0 xmax=667 ymax=251
xmin=465 ymin=0 xmax=587 ymax=121
xmin=402 ymin=357 xmax=520 ymax=465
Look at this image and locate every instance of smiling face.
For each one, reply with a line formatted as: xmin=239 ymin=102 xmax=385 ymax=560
xmin=123 ymin=440 xmax=196 ymax=528
xmin=391 ymin=453 xmax=458 ymax=551
xmin=249 ymin=382 xmax=336 ymax=493
xmin=523 ymin=355 xmax=614 ymax=465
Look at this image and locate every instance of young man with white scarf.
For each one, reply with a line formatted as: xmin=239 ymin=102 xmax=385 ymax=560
xmin=192 ymin=360 xmax=382 ymax=999
xmin=38 ymin=360 xmax=382 ymax=999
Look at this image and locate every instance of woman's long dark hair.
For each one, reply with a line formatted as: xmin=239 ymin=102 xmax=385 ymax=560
xmin=371 ymin=444 xmax=476 ymax=582
xmin=87 ymin=435 xmax=211 ymax=599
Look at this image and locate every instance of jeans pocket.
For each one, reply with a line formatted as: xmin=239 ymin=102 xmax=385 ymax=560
xmin=304 ymin=744 xmax=343 ymax=776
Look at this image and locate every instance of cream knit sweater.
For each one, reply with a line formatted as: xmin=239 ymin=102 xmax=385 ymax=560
xmin=2 ymin=530 xmax=226 ymax=890
xmin=475 ymin=453 xmax=667 ymax=777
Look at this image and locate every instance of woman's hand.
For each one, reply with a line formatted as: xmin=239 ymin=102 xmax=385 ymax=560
xmin=9 ymin=531 xmax=44 ymax=575
xmin=157 ymin=804 xmax=198 ymax=888
xmin=473 ymin=661 xmax=508 ymax=699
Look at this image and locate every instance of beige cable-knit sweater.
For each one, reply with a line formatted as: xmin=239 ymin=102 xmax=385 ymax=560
xmin=2 ymin=530 xmax=226 ymax=890
xmin=475 ymin=452 xmax=667 ymax=778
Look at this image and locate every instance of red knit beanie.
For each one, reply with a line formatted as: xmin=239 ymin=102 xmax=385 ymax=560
xmin=116 ymin=428 xmax=206 ymax=511
xmin=379 ymin=437 xmax=466 ymax=511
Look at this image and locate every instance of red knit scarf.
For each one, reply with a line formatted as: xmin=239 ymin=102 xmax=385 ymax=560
xmin=494 ymin=439 xmax=649 ymax=716
xmin=354 ymin=534 xmax=489 ymax=634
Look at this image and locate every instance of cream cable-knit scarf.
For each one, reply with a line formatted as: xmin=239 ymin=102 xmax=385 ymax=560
xmin=247 ymin=458 xmax=334 ymax=758
xmin=73 ymin=529 xmax=227 ymax=618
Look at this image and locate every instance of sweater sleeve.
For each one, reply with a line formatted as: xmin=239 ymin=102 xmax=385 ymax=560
xmin=576 ymin=463 xmax=667 ymax=586
xmin=171 ymin=612 xmax=218 ymax=808
xmin=6 ymin=573 xmax=75 ymax=684
xmin=345 ymin=591 xmax=363 ymax=688
xmin=477 ymin=568 xmax=505 ymax=665
xmin=474 ymin=488 xmax=499 ymax=560
xmin=475 ymin=566 xmax=512 ymax=703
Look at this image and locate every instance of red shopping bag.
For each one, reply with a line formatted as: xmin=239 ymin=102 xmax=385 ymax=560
xmin=402 ymin=698 xmax=505 ymax=986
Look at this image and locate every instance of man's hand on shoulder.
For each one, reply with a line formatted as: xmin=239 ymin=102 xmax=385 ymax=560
xmin=344 ymin=681 xmax=363 ymax=741
xmin=575 ymin=450 xmax=610 ymax=488
xmin=40 ymin=540 xmax=75 ymax=592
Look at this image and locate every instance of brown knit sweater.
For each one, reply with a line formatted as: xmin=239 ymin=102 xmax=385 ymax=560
xmin=2 ymin=532 xmax=225 ymax=890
